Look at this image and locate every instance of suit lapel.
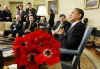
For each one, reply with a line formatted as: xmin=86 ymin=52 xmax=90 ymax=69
xmin=68 ymin=21 xmax=81 ymax=33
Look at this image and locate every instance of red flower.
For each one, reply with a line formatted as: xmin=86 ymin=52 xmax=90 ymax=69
xmin=20 ymin=53 xmax=39 ymax=69
xmin=13 ymin=36 xmax=30 ymax=66
xmin=35 ymin=46 xmax=60 ymax=65
xmin=13 ymin=30 xmax=61 ymax=69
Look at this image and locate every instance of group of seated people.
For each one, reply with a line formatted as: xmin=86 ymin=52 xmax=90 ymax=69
xmin=2 ymin=7 xmax=85 ymax=61
xmin=3 ymin=15 xmax=49 ymax=38
xmin=0 ymin=2 xmax=37 ymax=22
xmin=2 ymin=2 xmax=49 ymax=38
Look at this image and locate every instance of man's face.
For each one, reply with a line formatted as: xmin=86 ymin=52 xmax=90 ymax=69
xmin=4 ymin=5 xmax=8 ymax=10
xmin=69 ymin=9 xmax=81 ymax=22
xmin=29 ymin=16 xmax=34 ymax=22
xmin=28 ymin=4 xmax=32 ymax=8
xmin=60 ymin=16 xmax=65 ymax=22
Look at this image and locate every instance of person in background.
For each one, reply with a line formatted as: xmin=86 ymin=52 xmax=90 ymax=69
xmin=38 ymin=16 xmax=49 ymax=29
xmin=23 ymin=15 xmax=37 ymax=34
xmin=19 ymin=4 xmax=26 ymax=22
xmin=2 ymin=5 xmax=12 ymax=21
xmin=3 ymin=15 xmax=23 ymax=39
xmin=26 ymin=2 xmax=37 ymax=21
xmin=10 ymin=15 xmax=23 ymax=37
xmin=0 ymin=4 xmax=3 ymax=21
xmin=16 ymin=5 xmax=20 ymax=16
xmin=48 ymin=9 xmax=55 ymax=29
xmin=52 ymin=14 xmax=70 ymax=35
xmin=51 ymin=14 xmax=71 ymax=47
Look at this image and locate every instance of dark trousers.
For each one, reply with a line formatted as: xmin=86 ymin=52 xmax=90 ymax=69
xmin=0 ymin=51 xmax=4 ymax=69
xmin=3 ymin=30 xmax=23 ymax=37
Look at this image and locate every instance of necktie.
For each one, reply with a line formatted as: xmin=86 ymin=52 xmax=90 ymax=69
xmin=60 ymin=23 xmax=64 ymax=29
xmin=67 ymin=23 xmax=72 ymax=33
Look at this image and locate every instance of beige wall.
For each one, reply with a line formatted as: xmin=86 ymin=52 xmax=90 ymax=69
xmin=1 ymin=0 xmax=100 ymax=28
xmin=0 ymin=0 xmax=46 ymax=10
xmin=59 ymin=0 xmax=100 ymax=29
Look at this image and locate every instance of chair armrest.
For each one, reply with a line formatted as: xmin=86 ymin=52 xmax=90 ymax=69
xmin=60 ymin=48 xmax=79 ymax=55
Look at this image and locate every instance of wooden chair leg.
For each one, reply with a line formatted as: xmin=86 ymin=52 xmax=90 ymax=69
xmin=0 ymin=51 xmax=4 ymax=69
xmin=77 ymin=60 xmax=81 ymax=69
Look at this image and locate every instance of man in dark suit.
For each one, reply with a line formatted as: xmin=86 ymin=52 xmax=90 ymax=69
xmin=3 ymin=15 xmax=23 ymax=38
xmin=64 ymin=8 xmax=85 ymax=50
xmin=51 ymin=14 xmax=71 ymax=47
xmin=26 ymin=2 xmax=37 ymax=21
xmin=49 ymin=9 xmax=55 ymax=28
xmin=23 ymin=15 xmax=37 ymax=34
xmin=19 ymin=4 xmax=27 ymax=22
xmin=0 ymin=4 xmax=3 ymax=21
xmin=61 ymin=8 xmax=85 ymax=60
xmin=2 ymin=5 xmax=12 ymax=21
xmin=10 ymin=15 xmax=23 ymax=37
xmin=0 ymin=10 xmax=3 ymax=21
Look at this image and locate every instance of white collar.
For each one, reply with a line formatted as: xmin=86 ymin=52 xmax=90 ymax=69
xmin=70 ymin=20 xmax=80 ymax=28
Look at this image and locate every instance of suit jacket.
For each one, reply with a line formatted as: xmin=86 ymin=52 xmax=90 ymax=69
xmin=10 ymin=21 xmax=23 ymax=33
xmin=64 ymin=21 xmax=85 ymax=50
xmin=26 ymin=8 xmax=37 ymax=21
xmin=26 ymin=8 xmax=36 ymax=16
xmin=61 ymin=21 xmax=85 ymax=61
xmin=2 ymin=10 xmax=12 ymax=21
xmin=0 ymin=10 xmax=3 ymax=21
xmin=24 ymin=21 xmax=37 ymax=32
xmin=20 ymin=10 xmax=27 ymax=22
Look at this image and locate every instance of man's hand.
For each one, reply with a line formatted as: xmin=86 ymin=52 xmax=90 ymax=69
xmin=25 ymin=29 xmax=30 ymax=33
xmin=8 ymin=34 xmax=12 ymax=38
xmin=6 ymin=17 xmax=10 ymax=20
xmin=56 ymin=28 xmax=64 ymax=34
xmin=58 ymin=28 xmax=64 ymax=33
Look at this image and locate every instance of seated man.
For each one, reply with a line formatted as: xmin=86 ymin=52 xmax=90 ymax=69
xmin=61 ymin=8 xmax=85 ymax=60
xmin=3 ymin=15 xmax=23 ymax=38
xmin=23 ymin=15 xmax=37 ymax=34
xmin=2 ymin=5 xmax=12 ymax=21
xmin=0 ymin=10 xmax=3 ymax=21
xmin=51 ymin=14 xmax=71 ymax=47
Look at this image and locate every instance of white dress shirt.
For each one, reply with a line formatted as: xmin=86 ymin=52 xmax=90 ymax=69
xmin=52 ymin=22 xmax=63 ymax=34
xmin=68 ymin=20 xmax=80 ymax=32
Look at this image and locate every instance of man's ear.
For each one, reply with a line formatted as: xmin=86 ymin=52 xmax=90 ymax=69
xmin=79 ymin=14 xmax=82 ymax=19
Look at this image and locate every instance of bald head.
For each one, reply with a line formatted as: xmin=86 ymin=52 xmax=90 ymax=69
xmin=4 ymin=5 xmax=8 ymax=10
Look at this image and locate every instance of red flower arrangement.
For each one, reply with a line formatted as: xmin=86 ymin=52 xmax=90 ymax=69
xmin=13 ymin=30 xmax=61 ymax=69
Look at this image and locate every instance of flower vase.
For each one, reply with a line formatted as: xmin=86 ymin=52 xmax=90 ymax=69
xmin=39 ymin=62 xmax=62 ymax=69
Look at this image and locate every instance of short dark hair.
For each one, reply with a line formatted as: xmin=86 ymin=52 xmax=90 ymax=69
xmin=75 ymin=8 xmax=84 ymax=20
xmin=29 ymin=15 xmax=34 ymax=18
xmin=19 ymin=4 xmax=23 ymax=8
xmin=28 ymin=2 xmax=31 ymax=5
xmin=59 ymin=14 xmax=66 ymax=18
xmin=50 ymin=9 xmax=54 ymax=14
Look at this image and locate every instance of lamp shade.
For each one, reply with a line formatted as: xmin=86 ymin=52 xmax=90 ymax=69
xmin=37 ymin=6 xmax=47 ymax=16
